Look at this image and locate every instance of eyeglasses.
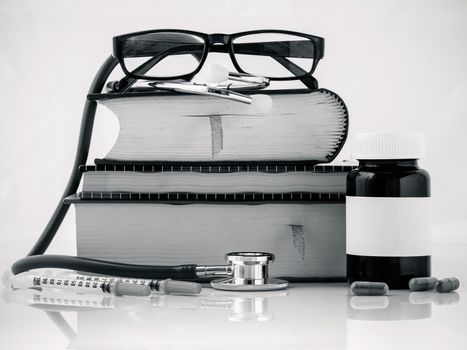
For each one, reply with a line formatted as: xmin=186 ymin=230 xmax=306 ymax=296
xmin=113 ymin=29 xmax=324 ymax=83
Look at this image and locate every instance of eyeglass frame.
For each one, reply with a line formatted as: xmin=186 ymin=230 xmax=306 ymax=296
xmin=112 ymin=29 xmax=325 ymax=84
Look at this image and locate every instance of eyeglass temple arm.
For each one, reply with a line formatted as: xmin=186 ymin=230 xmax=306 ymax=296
xmin=210 ymin=43 xmax=319 ymax=89
xmin=222 ymin=41 xmax=319 ymax=88
xmin=271 ymin=56 xmax=317 ymax=89
xmin=115 ymin=46 xmax=204 ymax=92
xmin=26 ymin=55 xmax=118 ymax=256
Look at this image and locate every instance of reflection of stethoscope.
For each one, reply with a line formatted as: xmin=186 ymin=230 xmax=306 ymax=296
xmin=9 ymin=57 xmax=285 ymax=293
xmin=13 ymin=252 xmax=288 ymax=291
xmin=4 ymin=283 xmax=289 ymax=319
xmin=3 ymin=288 xmax=289 ymax=348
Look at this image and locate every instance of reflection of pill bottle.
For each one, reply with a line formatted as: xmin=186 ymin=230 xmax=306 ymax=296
xmin=346 ymin=133 xmax=430 ymax=289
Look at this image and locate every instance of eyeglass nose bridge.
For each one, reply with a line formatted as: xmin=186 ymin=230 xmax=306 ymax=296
xmin=207 ymin=33 xmax=230 ymax=45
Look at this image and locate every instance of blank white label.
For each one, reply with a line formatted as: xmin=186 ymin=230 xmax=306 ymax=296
xmin=346 ymin=196 xmax=431 ymax=257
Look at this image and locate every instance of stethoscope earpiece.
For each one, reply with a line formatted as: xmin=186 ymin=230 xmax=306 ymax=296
xmin=149 ymin=63 xmax=273 ymax=114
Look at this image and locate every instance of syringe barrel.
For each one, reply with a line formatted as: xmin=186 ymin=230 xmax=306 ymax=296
xmin=33 ymin=276 xmax=111 ymax=294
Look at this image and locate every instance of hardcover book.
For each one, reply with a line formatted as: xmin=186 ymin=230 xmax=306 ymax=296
xmin=90 ymin=89 xmax=348 ymax=163
xmin=68 ymin=196 xmax=346 ymax=280
xmin=79 ymin=163 xmax=353 ymax=196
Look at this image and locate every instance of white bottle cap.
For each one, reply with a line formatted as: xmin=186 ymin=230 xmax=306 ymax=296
xmin=351 ymin=133 xmax=425 ymax=160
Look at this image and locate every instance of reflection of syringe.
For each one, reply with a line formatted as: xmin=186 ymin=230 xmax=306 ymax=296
xmin=3 ymin=287 xmax=116 ymax=311
xmin=11 ymin=272 xmax=151 ymax=297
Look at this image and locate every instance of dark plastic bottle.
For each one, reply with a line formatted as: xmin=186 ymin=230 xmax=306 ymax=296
xmin=346 ymin=134 xmax=431 ymax=289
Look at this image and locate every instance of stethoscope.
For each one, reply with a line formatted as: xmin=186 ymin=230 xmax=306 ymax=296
xmin=12 ymin=252 xmax=288 ymax=291
xmin=9 ymin=58 xmax=288 ymax=292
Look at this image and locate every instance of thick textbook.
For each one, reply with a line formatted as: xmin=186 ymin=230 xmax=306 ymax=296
xmin=67 ymin=196 xmax=346 ymax=280
xmin=91 ymin=89 xmax=348 ymax=163
xmin=80 ymin=163 xmax=353 ymax=196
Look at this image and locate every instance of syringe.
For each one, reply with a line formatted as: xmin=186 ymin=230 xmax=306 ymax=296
xmin=11 ymin=272 xmax=151 ymax=297
xmin=11 ymin=271 xmax=202 ymax=295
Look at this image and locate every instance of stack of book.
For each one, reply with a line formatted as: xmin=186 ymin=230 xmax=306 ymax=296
xmin=67 ymin=88 xmax=351 ymax=280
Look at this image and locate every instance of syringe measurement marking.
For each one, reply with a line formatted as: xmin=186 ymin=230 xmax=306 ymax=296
xmin=34 ymin=276 xmax=108 ymax=293
xmin=73 ymin=275 xmax=152 ymax=288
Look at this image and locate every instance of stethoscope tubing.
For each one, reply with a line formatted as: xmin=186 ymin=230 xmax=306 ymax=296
xmin=12 ymin=255 xmax=199 ymax=280
xmin=9 ymin=57 xmax=253 ymax=282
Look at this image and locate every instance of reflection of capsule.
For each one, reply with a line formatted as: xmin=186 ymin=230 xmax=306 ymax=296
xmin=409 ymin=291 xmax=460 ymax=306
xmin=434 ymin=292 xmax=460 ymax=305
xmin=347 ymin=292 xmax=431 ymax=321
xmin=409 ymin=292 xmax=436 ymax=305
xmin=350 ymin=296 xmax=389 ymax=310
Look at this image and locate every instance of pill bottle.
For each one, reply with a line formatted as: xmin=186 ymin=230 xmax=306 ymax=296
xmin=346 ymin=133 xmax=430 ymax=289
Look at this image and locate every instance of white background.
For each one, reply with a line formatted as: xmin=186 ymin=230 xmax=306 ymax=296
xmin=1 ymin=2 xmax=467 ymax=349
xmin=1 ymin=0 xmax=466 ymax=263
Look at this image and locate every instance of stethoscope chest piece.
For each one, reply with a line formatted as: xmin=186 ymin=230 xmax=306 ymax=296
xmin=210 ymin=252 xmax=289 ymax=291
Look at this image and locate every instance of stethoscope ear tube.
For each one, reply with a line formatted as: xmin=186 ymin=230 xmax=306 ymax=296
xmin=11 ymin=255 xmax=199 ymax=280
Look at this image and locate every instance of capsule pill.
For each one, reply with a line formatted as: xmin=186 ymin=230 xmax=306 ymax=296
xmin=350 ymin=281 xmax=388 ymax=296
xmin=408 ymin=277 xmax=438 ymax=291
xmin=435 ymin=278 xmax=459 ymax=293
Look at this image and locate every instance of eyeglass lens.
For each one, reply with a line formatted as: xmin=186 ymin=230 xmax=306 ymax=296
xmin=122 ymin=32 xmax=206 ymax=78
xmin=232 ymin=33 xmax=316 ymax=78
